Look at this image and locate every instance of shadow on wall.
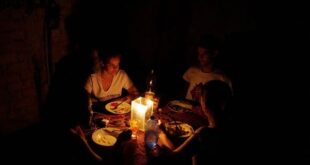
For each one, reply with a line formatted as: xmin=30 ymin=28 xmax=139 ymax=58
xmin=64 ymin=0 xmax=129 ymax=51
xmin=216 ymin=30 xmax=310 ymax=161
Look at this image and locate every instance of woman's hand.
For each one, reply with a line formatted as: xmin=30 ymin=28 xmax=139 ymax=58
xmin=127 ymin=85 xmax=139 ymax=101
xmin=199 ymin=94 xmax=216 ymax=128
xmin=157 ymin=125 xmax=175 ymax=151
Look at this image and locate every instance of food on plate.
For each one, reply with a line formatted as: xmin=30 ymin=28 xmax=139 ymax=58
xmin=105 ymin=101 xmax=131 ymax=114
xmin=165 ymin=122 xmax=193 ymax=138
xmin=92 ymin=129 xmax=118 ymax=146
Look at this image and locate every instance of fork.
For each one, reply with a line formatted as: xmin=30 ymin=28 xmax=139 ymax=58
xmin=111 ymin=99 xmax=127 ymax=110
xmin=170 ymin=117 xmax=182 ymax=135
xmin=165 ymin=112 xmax=181 ymax=135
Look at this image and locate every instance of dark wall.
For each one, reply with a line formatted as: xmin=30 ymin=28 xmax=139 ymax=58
xmin=66 ymin=0 xmax=259 ymax=99
xmin=1 ymin=0 xmax=309 ymax=160
xmin=67 ymin=3 xmax=310 ymax=159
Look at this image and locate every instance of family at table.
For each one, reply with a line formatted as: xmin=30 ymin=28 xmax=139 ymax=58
xmin=43 ymin=34 xmax=233 ymax=164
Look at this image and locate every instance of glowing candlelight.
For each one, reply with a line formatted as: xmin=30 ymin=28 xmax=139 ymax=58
xmin=131 ymin=97 xmax=153 ymax=131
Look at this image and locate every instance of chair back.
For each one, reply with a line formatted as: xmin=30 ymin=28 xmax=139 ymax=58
xmin=70 ymin=128 xmax=103 ymax=162
xmin=172 ymin=126 xmax=206 ymax=154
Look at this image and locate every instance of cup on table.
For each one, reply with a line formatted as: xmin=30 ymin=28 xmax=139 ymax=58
xmin=145 ymin=91 xmax=155 ymax=100
xmin=129 ymin=119 xmax=139 ymax=139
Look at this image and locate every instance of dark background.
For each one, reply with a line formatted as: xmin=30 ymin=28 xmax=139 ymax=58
xmin=0 ymin=0 xmax=309 ymax=163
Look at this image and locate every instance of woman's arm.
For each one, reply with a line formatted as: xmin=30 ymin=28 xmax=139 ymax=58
xmin=158 ymin=127 xmax=175 ymax=151
xmin=126 ymin=85 xmax=139 ymax=101
xmin=199 ymin=95 xmax=216 ymax=128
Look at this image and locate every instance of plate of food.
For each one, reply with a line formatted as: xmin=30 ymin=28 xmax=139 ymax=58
xmin=167 ymin=100 xmax=193 ymax=112
xmin=105 ymin=100 xmax=131 ymax=114
xmin=164 ymin=121 xmax=194 ymax=138
xmin=92 ymin=128 xmax=121 ymax=146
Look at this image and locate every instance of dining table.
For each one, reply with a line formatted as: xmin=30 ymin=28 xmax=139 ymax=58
xmin=83 ymin=98 xmax=209 ymax=165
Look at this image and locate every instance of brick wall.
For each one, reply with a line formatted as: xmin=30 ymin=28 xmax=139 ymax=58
xmin=0 ymin=1 xmax=76 ymax=134
xmin=0 ymin=7 xmax=46 ymax=134
xmin=51 ymin=0 xmax=76 ymax=70
xmin=0 ymin=0 xmax=260 ymax=134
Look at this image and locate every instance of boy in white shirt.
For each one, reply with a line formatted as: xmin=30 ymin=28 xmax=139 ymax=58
xmin=183 ymin=34 xmax=232 ymax=101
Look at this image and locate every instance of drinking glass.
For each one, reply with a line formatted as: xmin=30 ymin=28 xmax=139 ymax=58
xmin=130 ymin=119 xmax=139 ymax=139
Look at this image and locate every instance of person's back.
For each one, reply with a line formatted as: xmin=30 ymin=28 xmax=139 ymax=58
xmin=42 ymin=50 xmax=103 ymax=163
xmin=197 ymin=80 xmax=233 ymax=164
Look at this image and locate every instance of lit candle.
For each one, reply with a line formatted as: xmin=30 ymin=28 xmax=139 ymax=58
xmin=131 ymin=97 xmax=153 ymax=131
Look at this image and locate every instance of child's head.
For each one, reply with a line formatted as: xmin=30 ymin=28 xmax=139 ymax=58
xmin=202 ymin=80 xmax=232 ymax=112
xmin=201 ymin=80 xmax=232 ymax=128
xmin=197 ymin=34 xmax=220 ymax=66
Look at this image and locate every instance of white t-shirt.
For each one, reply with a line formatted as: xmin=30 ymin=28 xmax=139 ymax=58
xmin=85 ymin=69 xmax=134 ymax=102
xmin=183 ymin=66 xmax=232 ymax=100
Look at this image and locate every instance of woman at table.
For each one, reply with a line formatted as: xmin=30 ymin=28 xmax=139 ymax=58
xmin=85 ymin=47 xmax=139 ymax=109
xmin=199 ymin=80 xmax=232 ymax=129
xmin=196 ymin=80 xmax=233 ymax=164
xmin=156 ymin=80 xmax=233 ymax=164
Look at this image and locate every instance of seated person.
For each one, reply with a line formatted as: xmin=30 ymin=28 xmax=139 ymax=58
xmin=196 ymin=80 xmax=233 ymax=164
xmin=156 ymin=80 xmax=233 ymax=164
xmin=65 ymin=90 xmax=104 ymax=164
xmin=85 ymin=47 xmax=139 ymax=109
xmin=46 ymin=89 xmax=104 ymax=164
xmin=183 ymin=34 xmax=232 ymax=102
xmin=198 ymin=80 xmax=233 ymax=129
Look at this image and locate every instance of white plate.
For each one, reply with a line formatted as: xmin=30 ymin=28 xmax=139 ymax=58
xmin=165 ymin=121 xmax=194 ymax=138
xmin=92 ymin=128 xmax=121 ymax=146
xmin=105 ymin=101 xmax=131 ymax=114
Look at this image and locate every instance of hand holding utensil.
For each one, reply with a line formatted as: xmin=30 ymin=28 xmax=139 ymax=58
xmin=111 ymin=98 xmax=128 ymax=110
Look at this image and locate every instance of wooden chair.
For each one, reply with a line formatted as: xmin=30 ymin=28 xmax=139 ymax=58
xmin=173 ymin=126 xmax=206 ymax=165
xmin=70 ymin=127 xmax=103 ymax=163
xmin=158 ymin=126 xmax=207 ymax=165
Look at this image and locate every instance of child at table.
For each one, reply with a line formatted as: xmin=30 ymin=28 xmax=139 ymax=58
xmin=183 ymin=34 xmax=232 ymax=102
